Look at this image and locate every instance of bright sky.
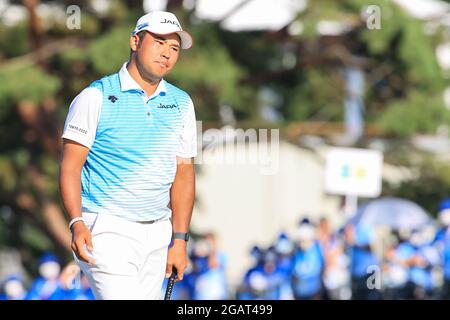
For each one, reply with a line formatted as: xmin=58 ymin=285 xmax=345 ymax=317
xmin=226 ymin=0 xmax=307 ymax=31
xmin=1 ymin=0 xmax=449 ymax=30
xmin=142 ymin=0 xmax=450 ymax=31
xmin=393 ymin=0 xmax=450 ymax=20
xmin=143 ymin=0 xmax=307 ymax=31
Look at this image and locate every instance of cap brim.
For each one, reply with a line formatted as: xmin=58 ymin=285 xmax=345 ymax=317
xmin=175 ymin=30 xmax=193 ymax=50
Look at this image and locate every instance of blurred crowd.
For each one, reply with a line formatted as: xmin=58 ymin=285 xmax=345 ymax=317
xmin=3 ymin=198 xmax=450 ymax=300
xmin=163 ymin=197 xmax=450 ymax=300
xmin=0 ymin=254 xmax=94 ymax=300
xmin=234 ymin=199 xmax=450 ymax=300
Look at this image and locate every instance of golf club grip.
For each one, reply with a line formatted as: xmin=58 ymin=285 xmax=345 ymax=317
xmin=164 ymin=268 xmax=178 ymax=300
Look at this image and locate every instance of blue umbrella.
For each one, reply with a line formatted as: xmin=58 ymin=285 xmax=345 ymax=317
xmin=349 ymin=197 xmax=432 ymax=230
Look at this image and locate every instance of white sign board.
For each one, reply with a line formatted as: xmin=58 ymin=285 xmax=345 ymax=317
xmin=325 ymin=147 xmax=383 ymax=197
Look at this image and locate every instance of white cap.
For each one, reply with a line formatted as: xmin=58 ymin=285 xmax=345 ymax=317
xmin=132 ymin=11 xmax=193 ymax=49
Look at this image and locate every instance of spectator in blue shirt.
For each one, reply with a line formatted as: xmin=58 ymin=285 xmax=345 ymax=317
xmin=192 ymin=233 xmax=229 ymax=300
xmin=291 ymin=219 xmax=325 ymax=300
xmin=274 ymin=232 xmax=295 ymax=276
xmin=250 ymin=248 xmax=285 ymax=300
xmin=237 ymin=246 xmax=286 ymax=300
xmin=273 ymin=233 xmax=295 ymax=299
xmin=26 ymin=253 xmax=62 ymax=300
xmin=236 ymin=245 xmax=265 ymax=299
xmin=0 ymin=274 xmax=27 ymax=300
xmin=345 ymin=223 xmax=381 ymax=300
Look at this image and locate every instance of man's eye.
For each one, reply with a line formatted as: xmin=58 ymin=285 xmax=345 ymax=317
xmin=171 ymin=47 xmax=179 ymax=52
xmin=155 ymin=40 xmax=164 ymax=45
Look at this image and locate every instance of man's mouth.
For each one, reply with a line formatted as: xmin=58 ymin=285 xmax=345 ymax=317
xmin=156 ymin=61 xmax=168 ymax=68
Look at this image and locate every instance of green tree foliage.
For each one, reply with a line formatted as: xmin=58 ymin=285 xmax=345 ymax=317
xmin=0 ymin=24 xmax=30 ymax=58
xmin=383 ymin=152 xmax=450 ymax=216
xmin=283 ymin=0 xmax=449 ymax=134
xmin=0 ymin=64 xmax=60 ymax=105
xmin=284 ymin=68 xmax=344 ymax=121
xmin=378 ymin=92 xmax=450 ymax=135
xmin=87 ymin=25 xmax=130 ymax=74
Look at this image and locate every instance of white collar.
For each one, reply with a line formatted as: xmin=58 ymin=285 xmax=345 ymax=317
xmin=118 ymin=62 xmax=166 ymax=98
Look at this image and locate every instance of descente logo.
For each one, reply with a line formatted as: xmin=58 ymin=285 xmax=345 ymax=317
xmin=157 ymin=103 xmax=178 ymax=109
xmin=160 ymin=18 xmax=181 ymax=29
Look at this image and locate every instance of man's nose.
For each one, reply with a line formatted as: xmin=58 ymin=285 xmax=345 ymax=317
xmin=161 ymin=46 xmax=170 ymax=59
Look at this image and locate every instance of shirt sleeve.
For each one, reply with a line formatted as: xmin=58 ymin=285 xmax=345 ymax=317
xmin=177 ymin=99 xmax=198 ymax=158
xmin=61 ymin=87 xmax=102 ymax=149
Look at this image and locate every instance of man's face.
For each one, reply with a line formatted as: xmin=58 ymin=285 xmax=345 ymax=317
xmin=131 ymin=31 xmax=181 ymax=81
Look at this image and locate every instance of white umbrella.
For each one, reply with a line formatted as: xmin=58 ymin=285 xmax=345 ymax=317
xmin=349 ymin=197 xmax=432 ymax=230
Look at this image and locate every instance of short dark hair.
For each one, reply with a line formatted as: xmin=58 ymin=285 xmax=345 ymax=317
xmin=136 ymin=30 xmax=147 ymax=46
xmin=130 ymin=31 xmax=148 ymax=56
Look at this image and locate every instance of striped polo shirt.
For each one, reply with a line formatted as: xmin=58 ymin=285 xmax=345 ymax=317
xmin=62 ymin=62 xmax=197 ymax=221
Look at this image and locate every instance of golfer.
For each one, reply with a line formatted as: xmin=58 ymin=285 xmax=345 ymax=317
xmin=59 ymin=11 xmax=196 ymax=299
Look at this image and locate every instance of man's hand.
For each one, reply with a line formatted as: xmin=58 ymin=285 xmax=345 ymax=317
xmin=165 ymin=240 xmax=188 ymax=281
xmin=71 ymin=222 xmax=95 ymax=265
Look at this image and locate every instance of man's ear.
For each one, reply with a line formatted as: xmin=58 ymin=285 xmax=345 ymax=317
xmin=130 ymin=35 xmax=139 ymax=52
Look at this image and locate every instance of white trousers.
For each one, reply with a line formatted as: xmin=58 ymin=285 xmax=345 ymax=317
xmin=74 ymin=212 xmax=172 ymax=300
